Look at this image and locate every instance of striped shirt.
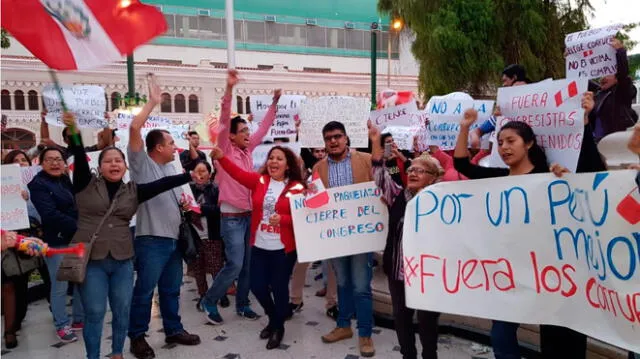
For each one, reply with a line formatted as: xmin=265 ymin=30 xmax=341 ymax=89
xmin=327 ymin=151 xmax=353 ymax=188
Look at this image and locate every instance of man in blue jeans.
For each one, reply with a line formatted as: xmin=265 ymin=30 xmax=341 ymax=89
xmin=200 ymin=70 xmax=279 ymax=324
xmin=127 ymin=75 xmax=200 ymax=359
xmin=313 ymin=121 xmax=376 ymax=357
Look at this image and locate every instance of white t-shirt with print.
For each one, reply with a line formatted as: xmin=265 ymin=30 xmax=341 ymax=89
xmin=254 ymin=179 xmax=286 ymax=250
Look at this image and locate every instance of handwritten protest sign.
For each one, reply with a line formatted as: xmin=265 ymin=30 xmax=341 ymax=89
xmin=565 ymin=24 xmax=623 ymax=79
xmin=116 ymin=113 xmax=189 ymax=152
xmin=20 ymin=165 xmax=41 ymax=186
xmin=252 ymin=142 xmax=301 ymax=171
xmin=290 ymin=181 xmax=388 ymax=262
xmin=493 ymin=78 xmax=587 ymax=171
xmin=170 ymin=153 xmax=199 ymax=212
xmin=426 ymin=99 xmax=494 ymax=150
xmin=370 ymin=101 xmax=419 ymax=128
xmin=1 ymin=165 xmax=30 ymax=230
xmin=299 ymin=97 xmax=371 ymax=148
xmin=402 ymin=170 xmax=640 ymax=352
xmin=382 ymin=126 xmax=420 ymax=151
xmin=251 ymin=95 xmax=305 ymax=141
xmin=43 ymin=85 xmax=107 ymax=128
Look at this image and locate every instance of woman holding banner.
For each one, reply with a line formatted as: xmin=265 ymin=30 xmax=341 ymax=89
xmin=210 ymin=145 xmax=304 ymax=350
xmin=62 ymin=113 xmax=196 ymax=359
xmin=368 ymin=120 xmax=445 ymax=359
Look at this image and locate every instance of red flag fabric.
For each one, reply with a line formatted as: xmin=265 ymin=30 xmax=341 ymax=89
xmin=1 ymin=0 xmax=167 ymax=70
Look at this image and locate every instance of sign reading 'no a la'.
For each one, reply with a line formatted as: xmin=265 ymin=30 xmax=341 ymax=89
xmin=290 ymin=181 xmax=389 ymax=262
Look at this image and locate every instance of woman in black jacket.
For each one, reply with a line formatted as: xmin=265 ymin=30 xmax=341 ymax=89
xmin=28 ymin=147 xmax=84 ymax=343
xmin=188 ymin=161 xmax=228 ymax=309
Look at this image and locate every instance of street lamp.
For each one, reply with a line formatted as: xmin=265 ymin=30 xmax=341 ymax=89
xmin=116 ymin=0 xmax=146 ymax=115
xmin=387 ymin=19 xmax=403 ymax=87
xmin=370 ymin=22 xmax=379 ymax=109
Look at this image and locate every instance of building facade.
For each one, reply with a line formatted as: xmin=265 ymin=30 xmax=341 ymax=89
xmin=1 ymin=0 xmax=420 ymax=149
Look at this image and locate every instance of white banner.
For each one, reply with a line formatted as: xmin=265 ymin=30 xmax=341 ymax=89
xmin=494 ymin=78 xmax=587 ymax=172
xmin=116 ymin=113 xmax=188 ymax=153
xmin=403 ymin=171 xmax=640 ymax=352
xmin=251 ymin=95 xmax=305 ymax=141
xmin=369 ymin=101 xmax=419 ymax=128
xmin=290 ymin=181 xmax=388 ymax=262
xmin=565 ymin=24 xmax=623 ymax=80
xmin=1 ymin=165 xmax=30 ymax=230
xmin=425 ymin=99 xmax=494 ymax=150
xmin=252 ymin=142 xmax=302 ymax=171
xmin=299 ymin=97 xmax=371 ymax=148
xmin=43 ymin=85 xmax=107 ymax=128
xmin=382 ymin=126 xmax=421 ymax=151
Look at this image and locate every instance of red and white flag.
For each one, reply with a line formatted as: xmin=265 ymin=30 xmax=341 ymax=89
xmin=553 ymin=80 xmax=579 ymax=107
xmin=1 ymin=0 xmax=167 ymax=70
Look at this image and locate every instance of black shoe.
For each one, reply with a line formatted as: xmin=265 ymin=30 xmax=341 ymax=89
xmin=219 ymin=295 xmax=230 ymax=308
xmin=289 ymin=301 xmax=303 ymax=313
xmin=4 ymin=332 xmax=17 ymax=349
xmin=165 ymin=330 xmax=201 ymax=346
xmin=130 ymin=336 xmax=155 ymax=359
xmin=266 ymin=328 xmax=284 ymax=350
xmin=259 ymin=326 xmax=273 ymax=340
xmin=326 ymin=305 xmax=339 ymax=320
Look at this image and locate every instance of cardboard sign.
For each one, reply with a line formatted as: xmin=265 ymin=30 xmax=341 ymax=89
xmin=251 ymin=95 xmax=305 ymax=141
xmin=43 ymin=85 xmax=107 ymax=128
xmin=493 ymin=78 xmax=587 ymax=172
xmin=369 ymin=101 xmax=419 ymax=128
xmin=565 ymin=24 xmax=623 ymax=80
xmin=402 ymin=170 xmax=640 ymax=353
xmin=1 ymin=164 xmax=30 ymax=230
xmin=299 ymin=97 xmax=371 ymax=148
xmin=290 ymin=181 xmax=389 ymax=262
xmin=426 ymin=99 xmax=494 ymax=150
xmin=252 ymin=142 xmax=302 ymax=171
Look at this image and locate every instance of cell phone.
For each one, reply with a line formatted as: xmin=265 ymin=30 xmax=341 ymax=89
xmin=384 ymin=143 xmax=392 ymax=157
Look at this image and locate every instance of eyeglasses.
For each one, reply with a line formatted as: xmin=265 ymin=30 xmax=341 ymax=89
xmin=43 ymin=158 xmax=64 ymax=164
xmin=406 ymin=167 xmax=435 ymax=175
xmin=323 ymin=133 xmax=344 ymax=142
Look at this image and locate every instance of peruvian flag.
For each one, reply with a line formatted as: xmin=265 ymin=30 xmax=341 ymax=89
xmin=1 ymin=0 xmax=167 ymax=70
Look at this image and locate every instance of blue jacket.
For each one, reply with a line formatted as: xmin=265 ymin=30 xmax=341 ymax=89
xmin=28 ymin=171 xmax=78 ymax=247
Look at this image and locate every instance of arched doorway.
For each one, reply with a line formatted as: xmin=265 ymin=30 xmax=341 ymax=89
xmin=1 ymin=128 xmax=36 ymax=150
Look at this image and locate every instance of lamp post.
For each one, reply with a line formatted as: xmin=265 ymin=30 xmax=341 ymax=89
xmin=116 ymin=0 xmax=146 ymax=114
xmin=387 ymin=19 xmax=403 ymax=87
xmin=370 ymin=22 xmax=378 ymax=109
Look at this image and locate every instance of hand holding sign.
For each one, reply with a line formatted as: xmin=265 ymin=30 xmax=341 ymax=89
xmin=581 ymin=92 xmax=594 ymax=123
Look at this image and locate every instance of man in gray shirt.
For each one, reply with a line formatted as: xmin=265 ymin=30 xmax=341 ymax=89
xmin=127 ymin=75 xmax=200 ymax=359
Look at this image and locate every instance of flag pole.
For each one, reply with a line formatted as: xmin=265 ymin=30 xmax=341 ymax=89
xmin=48 ymin=69 xmax=80 ymax=146
xmin=225 ymin=0 xmax=237 ymax=111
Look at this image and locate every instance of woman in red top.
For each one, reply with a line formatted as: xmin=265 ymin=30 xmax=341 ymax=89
xmin=210 ymin=145 xmax=304 ymax=350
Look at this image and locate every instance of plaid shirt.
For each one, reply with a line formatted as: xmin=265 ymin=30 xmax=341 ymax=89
xmin=327 ymin=151 xmax=353 ymax=188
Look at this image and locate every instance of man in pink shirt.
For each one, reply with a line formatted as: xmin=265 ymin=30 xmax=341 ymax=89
xmin=201 ymin=69 xmax=281 ymax=325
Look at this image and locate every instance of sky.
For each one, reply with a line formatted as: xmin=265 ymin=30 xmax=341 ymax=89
xmin=589 ymin=0 xmax=640 ymax=54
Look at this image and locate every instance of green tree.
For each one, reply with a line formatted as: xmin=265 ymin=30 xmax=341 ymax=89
xmin=1 ymin=29 xmax=10 ymax=49
xmin=378 ymin=0 xmax=591 ymax=97
xmin=629 ymin=54 xmax=640 ymax=80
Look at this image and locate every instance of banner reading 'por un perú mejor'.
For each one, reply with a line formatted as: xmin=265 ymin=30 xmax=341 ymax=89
xmin=402 ymin=170 xmax=639 ymax=352
xmin=290 ymin=181 xmax=388 ymax=262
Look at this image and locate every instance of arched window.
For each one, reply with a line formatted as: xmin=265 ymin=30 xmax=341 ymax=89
xmin=110 ymin=92 xmax=121 ymax=111
xmin=28 ymin=90 xmax=39 ymax=110
xmin=14 ymin=90 xmax=25 ymax=110
xmin=174 ymin=94 xmax=186 ymax=113
xmin=236 ymin=95 xmax=244 ymax=114
xmin=245 ymin=97 xmax=251 ymax=114
xmin=1 ymin=90 xmax=10 ymax=110
xmin=1 ymin=128 xmax=36 ymax=150
xmin=160 ymin=93 xmax=172 ymax=112
xmin=188 ymin=95 xmax=198 ymax=113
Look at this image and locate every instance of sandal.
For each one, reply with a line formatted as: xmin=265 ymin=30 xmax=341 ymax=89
xmin=4 ymin=332 xmax=18 ymax=349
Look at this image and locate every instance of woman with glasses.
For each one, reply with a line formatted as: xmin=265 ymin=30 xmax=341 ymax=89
xmin=368 ymin=121 xmax=445 ymax=359
xmin=28 ymin=146 xmax=84 ymax=343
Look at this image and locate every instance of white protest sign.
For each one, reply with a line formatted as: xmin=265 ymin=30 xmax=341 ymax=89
xmin=369 ymin=101 xmax=419 ymax=128
xmin=1 ymin=165 xmax=30 ymax=230
xmin=402 ymin=170 xmax=640 ymax=353
xmin=425 ymin=99 xmax=494 ymax=150
xmin=116 ymin=113 xmax=189 ymax=152
xmin=20 ymin=165 xmax=41 ymax=186
xmin=252 ymin=142 xmax=302 ymax=171
xmin=382 ymin=126 xmax=421 ymax=151
xmin=494 ymin=78 xmax=587 ymax=172
xmin=43 ymin=85 xmax=107 ymax=128
xmin=290 ymin=181 xmax=388 ymax=262
xmin=565 ymin=24 xmax=623 ymax=79
xmin=251 ymin=95 xmax=305 ymax=141
xmin=299 ymin=97 xmax=371 ymax=148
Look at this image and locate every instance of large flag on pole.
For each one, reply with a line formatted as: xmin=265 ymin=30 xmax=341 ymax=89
xmin=1 ymin=0 xmax=167 ymax=70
